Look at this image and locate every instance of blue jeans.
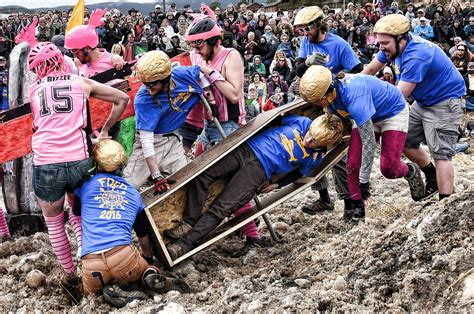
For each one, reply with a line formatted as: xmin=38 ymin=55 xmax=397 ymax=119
xmin=199 ymin=120 xmax=239 ymax=149
xmin=33 ymin=158 xmax=94 ymax=202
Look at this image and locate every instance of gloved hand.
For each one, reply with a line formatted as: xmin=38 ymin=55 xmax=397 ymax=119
xmin=305 ymin=52 xmax=328 ymax=67
xmin=153 ymin=176 xmax=177 ymax=195
xmin=360 ymin=182 xmax=371 ymax=200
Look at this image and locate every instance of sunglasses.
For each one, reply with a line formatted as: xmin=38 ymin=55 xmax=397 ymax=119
xmin=279 ymin=59 xmax=285 ymax=62
xmin=272 ymin=75 xmax=279 ymax=78
xmin=189 ymin=39 xmax=206 ymax=48
xmin=143 ymin=79 xmax=163 ymax=88
xmin=297 ymin=23 xmax=315 ymax=33
xmin=458 ymin=49 xmax=465 ymax=51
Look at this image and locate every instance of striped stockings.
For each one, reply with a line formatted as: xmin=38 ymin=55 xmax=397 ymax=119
xmin=234 ymin=202 xmax=261 ymax=240
xmin=44 ymin=211 xmax=75 ymax=273
xmin=0 ymin=209 xmax=10 ymax=237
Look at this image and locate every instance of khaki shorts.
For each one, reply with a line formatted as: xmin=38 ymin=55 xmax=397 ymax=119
xmin=122 ymin=132 xmax=189 ymax=188
xmin=372 ymin=103 xmax=409 ymax=133
xmin=405 ymin=98 xmax=464 ymax=160
xmin=82 ymin=245 xmax=149 ymax=295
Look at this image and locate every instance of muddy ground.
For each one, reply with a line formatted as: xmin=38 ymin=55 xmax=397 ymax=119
xmin=0 ymin=147 xmax=473 ymax=312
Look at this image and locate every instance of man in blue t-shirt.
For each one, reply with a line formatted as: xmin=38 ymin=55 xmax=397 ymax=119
xmin=293 ymin=6 xmax=362 ymax=217
xmin=165 ymin=114 xmax=344 ymax=259
xmin=362 ymin=14 xmax=466 ymax=201
xmin=76 ymin=140 xmax=189 ymax=307
xmin=122 ymin=50 xmax=203 ymax=192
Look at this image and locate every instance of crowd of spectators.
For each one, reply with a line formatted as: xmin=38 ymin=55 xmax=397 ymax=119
xmin=0 ymin=0 xmax=473 ymax=112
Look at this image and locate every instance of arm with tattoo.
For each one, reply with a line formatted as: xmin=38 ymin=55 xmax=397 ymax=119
xmin=358 ymin=119 xmax=376 ymax=184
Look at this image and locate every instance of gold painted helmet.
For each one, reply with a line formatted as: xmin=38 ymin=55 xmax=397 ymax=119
xmin=93 ymin=139 xmax=128 ymax=172
xmin=294 ymin=6 xmax=325 ymax=26
xmin=299 ymin=65 xmax=333 ymax=104
xmin=136 ymin=50 xmax=172 ymax=82
xmin=374 ymin=14 xmax=409 ymax=36
xmin=308 ymin=114 xmax=343 ymax=148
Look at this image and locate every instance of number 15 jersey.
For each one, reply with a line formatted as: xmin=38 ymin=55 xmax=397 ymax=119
xmin=29 ymin=73 xmax=91 ymax=165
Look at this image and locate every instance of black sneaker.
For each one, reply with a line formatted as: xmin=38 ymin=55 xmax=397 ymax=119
xmin=229 ymin=237 xmax=266 ymax=258
xmin=301 ymin=199 xmax=335 ymax=215
xmin=163 ymin=221 xmax=193 ymax=241
xmin=405 ymin=163 xmax=426 ymax=201
xmin=351 ymin=200 xmax=365 ymax=223
xmin=102 ymin=284 xmax=148 ymax=308
xmin=143 ymin=271 xmax=191 ymax=293
xmin=423 ymin=177 xmax=438 ymax=200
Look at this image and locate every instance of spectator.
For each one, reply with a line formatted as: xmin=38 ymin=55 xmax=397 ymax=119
xmin=452 ymin=43 xmax=470 ymax=76
xmin=245 ymin=86 xmax=260 ymax=121
xmin=248 ymin=55 xmax=267 ymax=77
xmin=449 ymin=37 xmax=464 ymax=56
xmin=271 ymin=54 xmax=292 ymax=83
xmin=1 ymin=74 xmax=7 ymax=112
xmin=405 ymin=3 xmax=416 ymax=30
xmin=248 ymin=72 xmax=267 ymax=104
xmin=111 ymin=43 xmax=125 ymax=57
xmin=263 ymin=25 xmax=279 ymax=46
xmin=412 ymin=9 xmax=426 ymax=30
xmin=277 ymin=33 xmax=295 ymax=61
xmin=425 ymin=0 xmax=439 ymax=20
xmin=267 ymin=70 xmax=289 ymax=104
xmin=465 ymin=17 xmax=474 ymax=38
xmin=414 ymin=17 xmax=434 ymax=40
xmin=447 ymin=6 xmax=464 ymax=27
xmin=287 ymin=76 xmax=301 ymax=103
xmin=380 ymin=66 xmax=396 ymax=85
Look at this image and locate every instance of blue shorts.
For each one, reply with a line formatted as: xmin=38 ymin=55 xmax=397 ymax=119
xmin=33 ymin=158 xmax=94 ymax=202
xmin=199 ymin=120 xmax=239 ymax=149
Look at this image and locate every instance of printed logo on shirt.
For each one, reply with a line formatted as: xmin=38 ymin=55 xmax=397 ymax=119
xmin=280 ymin=129 xmax=310 ymax=162
xmin=94 ymin=177 xmax=129 ymax=219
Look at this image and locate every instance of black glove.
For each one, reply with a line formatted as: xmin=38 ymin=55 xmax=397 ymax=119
xmin=305 ymin=52 xmax=328 ymax=66
xmin=153 ymin=176 xmax=177 ymax=195
xmin=360 ymin=182 xmax=371 ymax=200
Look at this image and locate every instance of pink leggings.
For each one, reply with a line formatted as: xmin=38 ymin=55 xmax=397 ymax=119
xmin=347 ymin=129 xmax=408 ymax=200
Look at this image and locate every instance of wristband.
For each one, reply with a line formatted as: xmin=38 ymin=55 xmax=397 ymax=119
xmin=151 ymin=171 xmax=163 ymax=181
xmin=206 ymin=69 xmax=225 ymax=84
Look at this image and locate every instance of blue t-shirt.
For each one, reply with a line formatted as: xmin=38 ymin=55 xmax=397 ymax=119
xmin=376 ymin=35 xmax=465 ymax=107
xmin=327 ymin=74 xmax=406 ymax=126
xmin=298 ymin=33 xmax=361 ymax=74
xmin=134 ymin=65 xmax=203 ymax=134
xmin=75 ymin=173 xmax=145 ymax=257
xmin=1 ymin=86 xmax=7 ymax=111
xmin=247 ymin=115 xmax=323 ymax=179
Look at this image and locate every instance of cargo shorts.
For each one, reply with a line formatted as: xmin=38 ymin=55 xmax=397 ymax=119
xmin=405 ymin=98 xmax=464 ymax=160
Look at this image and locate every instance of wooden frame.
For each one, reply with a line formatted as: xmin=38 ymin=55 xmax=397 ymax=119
xmin=140 ymin=100 xmax=350 ymax=268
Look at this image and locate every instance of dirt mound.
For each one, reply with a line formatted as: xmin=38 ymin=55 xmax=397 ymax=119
xmin=0 ymin=154 xmax=473 ymax=312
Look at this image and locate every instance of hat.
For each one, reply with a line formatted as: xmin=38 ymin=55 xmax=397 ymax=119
xmin=294 ymin=6 xmax=324 ymax=26
xmin=383 ymin=66 xmax=393 ymax=76
xmin=155 ymin=4 xmax=162 ymax=9
xmin=374 ymin=14 xmax=409 ymax=35
xmin=136 ymin=50 xmax=172 ymax=82
xmin=144 ymin=16 xmax=151 ymax=20
xmin=128 ymin=8 xmax=138 ymax=15
xmin=308 ymin=114 xmax=343 ymax=148
xmin=171 ymin=3 xmax=176 ymax=6
xmin=417 ymin=8 xmax=424 ymax=13
xmin=93 ymin=139 xmax=127 ymax=172
xmin=0 ymin=56 xmax=6 ymax=61
xmin=143 ymin=25 xmax=151 ymax=30
xmin=299 ymin=65 xmax=333 ymax=104
xmin=420 ymin=17 xmax=428 ymax=22
xmin=51 ymin=35 xmax=67 ymax=54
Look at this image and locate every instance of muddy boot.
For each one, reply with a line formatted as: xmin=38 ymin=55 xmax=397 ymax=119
xmin=163 ymin=221 xmax=193 ymax=241
xmin=351 ymin=200 xmax=365 ymax=223
xmin=301 ymin=199 xmax=335 ymax=215
xmin=143 ymin=270 xmax=191 ymax=294
xmin=102 ymin=284 xmax=148 ymax=308
xmin=229 ymin=237 xmax=267 ymax=258
xmin=405 ymin=163 xmax=425 ymax=201
xmin=166 ymin=242 xmax=185 ymax=260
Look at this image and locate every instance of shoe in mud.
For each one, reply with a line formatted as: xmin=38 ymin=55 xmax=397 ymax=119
xmin=405 ymin=163 xmax=425 ymax=201
xmin=144 ymin=271 xmax=191 ymax=293
xmin=229 ymin=237 xmax=267 ymax=258
xmin=102 ymin=284 xmax=148 ymax=308
xmin=163 ymin=221 xmax=192 ymax=241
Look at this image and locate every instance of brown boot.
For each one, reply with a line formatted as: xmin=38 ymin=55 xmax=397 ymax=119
xmin=163 ymin=221 xmax=193 ymax=241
